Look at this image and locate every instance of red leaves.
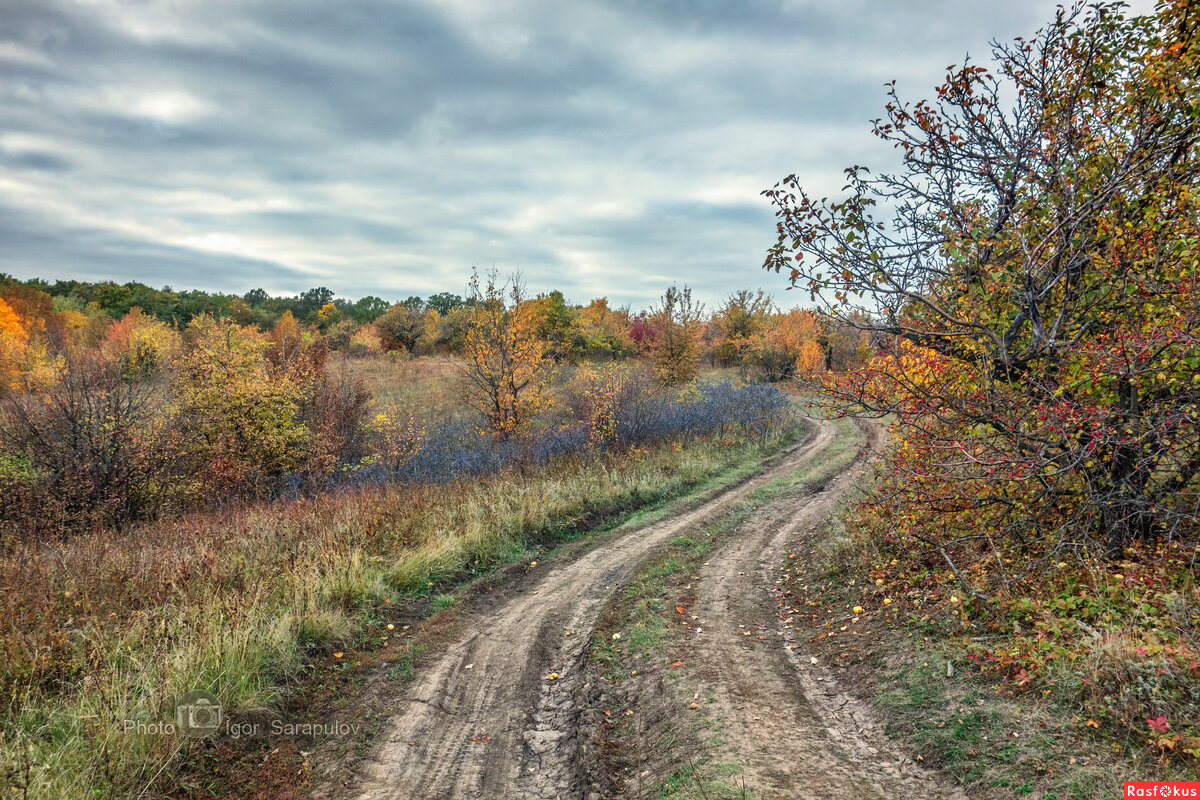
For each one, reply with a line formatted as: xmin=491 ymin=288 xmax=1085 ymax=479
xmin=1147 ymin=716 xmax=1171 ymax=733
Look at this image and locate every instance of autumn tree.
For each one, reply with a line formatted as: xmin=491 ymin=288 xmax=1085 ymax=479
xmin=576 ymin=298 xmax=633 ymax=359
xmin=627 ymin=311 xmax=658 ymax=355
xmin=713 ymin=289 xmax=774 ymax=370
xmin=747 ymin=308 xmax=823 ymax=381
xmin=315 ymin=302 xmax=341 ymax=331
xmin=0 ymin=298 xmax=29 ymax=395
xmin=1 ymin=306 xmax=181 ymax=531
xmin=101 ymin=308 xmax=179 ymax=377
xmin=765 ymin=2 xmax=1200 ymax=579
xmin=525 ymin=290 xmax=582 ymax=362
xmin=648 ymin=285 xmax=704 ymax=385
xmin=269 ymin=310 xmax=306 ymax=364
xmin=179 ymin=316 xmax=311 ymax=496
xmin=417 ymin=308 xmax=441 ymax=354
xmin=376 ymin=300 xmax=426 ymax=354
xmin=459 ymin=271 xmax=551 ymax=438
xmin=0 ymin=289 xmax=62 ymax=393
xmin=324 ymin=319 xmax=358 ymax=350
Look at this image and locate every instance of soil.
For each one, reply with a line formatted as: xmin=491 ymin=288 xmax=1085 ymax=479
xmin=330 ymin=419 xmax=967 ymax=800
xmin=680 ymin=421 xmax=967 ymax=800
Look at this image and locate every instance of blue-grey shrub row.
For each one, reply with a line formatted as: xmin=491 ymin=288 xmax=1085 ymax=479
xmin=347 ymin=380 xmax=790 ymax=489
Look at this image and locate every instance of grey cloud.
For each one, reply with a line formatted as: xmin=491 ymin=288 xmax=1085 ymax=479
xmin=0 ymin=146 xmax=72 ymax=172
xmin=0 ymin=205 xmax=304 ymax=292
xmin=0 ymin=0 xmax=1125 ymax=309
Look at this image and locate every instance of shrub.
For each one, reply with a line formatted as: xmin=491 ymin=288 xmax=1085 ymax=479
xmin=0 ymin=347 xmax=181 ymax=535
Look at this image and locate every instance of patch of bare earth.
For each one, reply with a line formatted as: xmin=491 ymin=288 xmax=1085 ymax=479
xmin=681 ymin=421 xmax=966 ymax=800
xmin=333 ymin=424 xmax=836 ymax=800
xmin=327 ymin=419 xmax=968 ymax=800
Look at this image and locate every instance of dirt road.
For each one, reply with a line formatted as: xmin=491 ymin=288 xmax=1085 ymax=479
xmin=686 ymin=423 xmax=966 ymax=800
xmin=345 ymin=419 xmax=958 ymax=800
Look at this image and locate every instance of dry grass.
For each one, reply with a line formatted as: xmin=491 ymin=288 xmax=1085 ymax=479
xmin=0 ymin=412 xmax=797 ymax=800
xmin=335 ymin=352 xmax=465 ymax=416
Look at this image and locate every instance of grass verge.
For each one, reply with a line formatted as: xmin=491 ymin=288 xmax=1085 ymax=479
xmin=0 ymin=420 xmax=801 ymax=800
xmin=781 ymin=474 xmax=1200 ymax=800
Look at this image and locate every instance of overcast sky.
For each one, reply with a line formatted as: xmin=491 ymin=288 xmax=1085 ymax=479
xmin=0 ymin=0 xmax=1156 ymax=309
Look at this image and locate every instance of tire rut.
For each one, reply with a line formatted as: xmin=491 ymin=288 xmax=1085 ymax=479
xmin=687 ymin=421 xmax=967 ymax=800
xmin=347 ymin=422 xmax=837 ymax=800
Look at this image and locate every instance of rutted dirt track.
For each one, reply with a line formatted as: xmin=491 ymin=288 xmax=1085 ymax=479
xmin=344 ymin=420 xmax=959 ymax=800
xmin=687 ymin=423 xmax=966 ymax=800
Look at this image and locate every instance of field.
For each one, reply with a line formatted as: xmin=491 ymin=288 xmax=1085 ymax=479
xmin=0 ymin=355 xmax=798 ymax=800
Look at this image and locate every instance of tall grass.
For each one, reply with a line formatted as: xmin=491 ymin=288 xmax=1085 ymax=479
xmin=0 ymin=418 xmax=798 ymax=800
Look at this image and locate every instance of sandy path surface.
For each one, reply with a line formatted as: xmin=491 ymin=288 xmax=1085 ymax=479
xmin=344 ymin=419 xmax=962 ymax=800
xmin=687 ymin=421 xmax=967 ymax=799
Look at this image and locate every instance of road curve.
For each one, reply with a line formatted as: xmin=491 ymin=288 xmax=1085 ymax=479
xmin=686 ymin=420 xmax=967 ymax=799
xmin=347 ymin=421 xmax=839 ymax=800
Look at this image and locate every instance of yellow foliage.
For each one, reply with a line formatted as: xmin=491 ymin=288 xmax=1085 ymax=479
xmin=271 ymin=310 xmax=306 ymax=364
xmin=367 ymin=409 xmax=426 ymax=470
xmin=349 ymin=325 xmax=383 ymax=356
xmin=797 ymin=339 xmax=824 ymax=374
xmin=460 ymin=273 xmax=552 ymax=438
xmin=101 ymin=308 xmax=179 ymax=376
xmin=180 ymin=315 xmax=311 ymax=493
xmin=572 ymin=362 xmax=627 ymax=448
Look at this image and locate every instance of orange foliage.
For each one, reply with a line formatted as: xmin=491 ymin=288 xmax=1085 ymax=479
xmin=0 ymin=298 xmax=28 ymax=392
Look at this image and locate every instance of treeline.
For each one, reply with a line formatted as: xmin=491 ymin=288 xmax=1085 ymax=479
xmin=0 ymin=272 xmax=454 ymax=331
xmin=0 ymin=274 xmax=878 ymax=381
